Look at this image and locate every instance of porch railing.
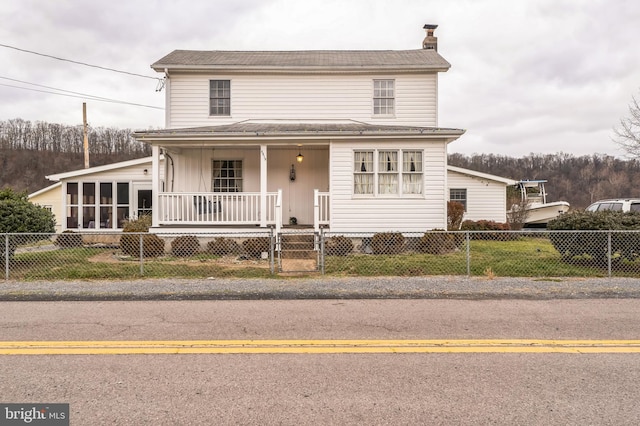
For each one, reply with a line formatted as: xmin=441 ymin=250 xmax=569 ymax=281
xmin=314 ymin=190 xmax=330 ymax=232
xmin=158 ymin=192 xmax=280 ymax=226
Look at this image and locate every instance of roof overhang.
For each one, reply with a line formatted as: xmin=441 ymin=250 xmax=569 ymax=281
xmin=447 ymin=165 xmax=518 ymax=186
xmin=133 ymin=122 xmax=465 ymax=147
xmin=28 ymin=182 xmax=62 ymax=198
xmin=46 ymin=156 xmax=155 ymax=181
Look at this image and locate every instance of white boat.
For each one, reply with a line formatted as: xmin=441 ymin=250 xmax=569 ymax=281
xmin=509 ymin=180 xmax=570 ymax=226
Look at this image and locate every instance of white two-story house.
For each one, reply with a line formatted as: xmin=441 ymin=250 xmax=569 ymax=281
xmin=35 ymin=25 xmax=515 ymax=234
xmin=135 ymin=25 xmax=470 ymax=234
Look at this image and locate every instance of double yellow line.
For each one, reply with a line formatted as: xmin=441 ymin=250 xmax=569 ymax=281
xmin=2 ymin=339 xmax=640 ymax=355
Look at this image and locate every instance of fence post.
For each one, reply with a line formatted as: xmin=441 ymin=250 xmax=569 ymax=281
xmin=139 ymin=233 xmax=144 ymax=276
xmin=4 ymin=234 xmax=8 ymax=281
xmin=607 ymin=231 xmax=612 ymax=278
xmin=269 ymin=227 xmax=275 ymax=274
xmin=466 ymin=231 xmax=471 ymax=277
xmin=320 ymin=228 xmax=325 ymax=275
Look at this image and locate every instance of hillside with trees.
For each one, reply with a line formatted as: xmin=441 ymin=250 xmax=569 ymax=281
xmin=0 ymin=119 xmax=150 ymax=193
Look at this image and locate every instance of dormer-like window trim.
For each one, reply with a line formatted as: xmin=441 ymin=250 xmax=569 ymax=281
xmin=209 ymin=80 xmax=231 ymax=116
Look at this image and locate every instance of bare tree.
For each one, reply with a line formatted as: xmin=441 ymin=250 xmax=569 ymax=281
xmin=614 ymin=94 xmax=640 ymax=157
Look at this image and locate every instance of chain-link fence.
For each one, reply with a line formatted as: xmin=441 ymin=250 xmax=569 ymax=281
xmin=3 ymin=229 xmax=640 ymax=280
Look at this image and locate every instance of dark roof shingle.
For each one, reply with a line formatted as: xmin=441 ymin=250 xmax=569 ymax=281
xmin=152 ymin=49 xmax=450 ymax=72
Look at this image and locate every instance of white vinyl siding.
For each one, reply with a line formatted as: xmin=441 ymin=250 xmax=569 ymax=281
xmin=447 ymin=170 xmax=509 ymax=223
xmin=331 ymin=140 xmax=448 ymax=233
xmin=167 ymin=73 xmax=438 ymax=128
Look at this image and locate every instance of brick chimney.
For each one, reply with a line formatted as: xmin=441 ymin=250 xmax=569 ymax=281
xmin=422 ymin=24 xmax=438 ymax=51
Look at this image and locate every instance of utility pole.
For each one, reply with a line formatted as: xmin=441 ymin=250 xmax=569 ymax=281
xmin=83 ymin=102 xmax=90 ymax=169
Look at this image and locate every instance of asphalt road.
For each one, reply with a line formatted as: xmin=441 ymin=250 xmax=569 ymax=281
xmin=2 ymin=299 xmax=640 ymax=425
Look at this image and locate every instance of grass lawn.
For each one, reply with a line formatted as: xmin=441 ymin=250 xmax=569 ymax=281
xmin=8 ymin=248 xmax=274 ymax=280
xmin=324 ymin=237 xmax=623 ymax=278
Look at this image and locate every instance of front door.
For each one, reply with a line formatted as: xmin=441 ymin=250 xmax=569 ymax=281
xmin=268 ymin=147 xmax=329 ymax=226
xmin=133 ymin=184 xmax=152 ymax=219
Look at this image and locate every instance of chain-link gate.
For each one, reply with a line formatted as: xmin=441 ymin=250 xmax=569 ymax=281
xmin=277 ymin=230 xmax=320 ymax=274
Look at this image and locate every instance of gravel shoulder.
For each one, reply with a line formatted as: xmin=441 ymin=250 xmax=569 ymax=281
xmin=1 ymin=276 xmax=640 ymax=301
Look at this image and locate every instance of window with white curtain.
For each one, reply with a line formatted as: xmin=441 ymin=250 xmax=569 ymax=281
xmin=353 ymin=149 xmax=423 ymax=197
xmin=354 ymin=151 xmax=374 ymax=194
xmin=378 ymin=150 xmax=398 ymax=195
xmin=402 ymin=151 xmax=423 ymax=194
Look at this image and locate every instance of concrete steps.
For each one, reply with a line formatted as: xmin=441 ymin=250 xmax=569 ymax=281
xmin=279 ymin=233 xmax=317 ymax=272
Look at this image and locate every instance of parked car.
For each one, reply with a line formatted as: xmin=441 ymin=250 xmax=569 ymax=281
xmin=585 ymin=199 xmax=640 ymax=212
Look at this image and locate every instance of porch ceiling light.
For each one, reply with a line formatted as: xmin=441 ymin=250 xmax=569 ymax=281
xmin=296 ymin=150 xmax=304 ymax=163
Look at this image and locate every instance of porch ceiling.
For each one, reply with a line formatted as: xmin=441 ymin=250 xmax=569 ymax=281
xmin=133 ymin=121 xmax=466 ymax=146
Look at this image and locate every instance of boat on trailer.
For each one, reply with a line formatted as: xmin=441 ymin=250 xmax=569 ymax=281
xmin=509 ymin=180 xmax=570 ymax=227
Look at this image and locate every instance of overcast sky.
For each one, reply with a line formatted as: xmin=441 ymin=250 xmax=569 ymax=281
xmin=1 ymin=0 xmax=639 ymax=158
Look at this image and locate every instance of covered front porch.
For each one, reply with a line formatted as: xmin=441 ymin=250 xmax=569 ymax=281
xmin=145 ymin=135 xmax=330 ymax=232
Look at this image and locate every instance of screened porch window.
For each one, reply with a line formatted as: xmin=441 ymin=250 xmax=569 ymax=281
xmin=212 ymin=160 xmax=243 ymax=192
xmin=65 ymin=182 xmax=130 ymax=229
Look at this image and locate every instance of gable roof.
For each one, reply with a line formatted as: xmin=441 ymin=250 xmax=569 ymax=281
xmin=28 ymin=182 xmax=61 ymax=198
xmin=152 ymin=49 xmax=451 ymax=73
xmin=46 ymin=157 xmax=154 ymax=181
xmin=447 ymin=165 xmax=518 ymax=186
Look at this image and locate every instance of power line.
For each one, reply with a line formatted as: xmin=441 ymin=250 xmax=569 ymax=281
xmin=0 ymin=76 xmax=121 ymax=102
xmin=0 ymin=43 xmax=162 ymax=82
xmin=0 ymin=82 xmax=164 ymax=110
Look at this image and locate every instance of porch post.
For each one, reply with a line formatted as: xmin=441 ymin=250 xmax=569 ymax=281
xmin=151 ymin=145 xmax=160 ymax=228
xmin=260 ymin=144 xmax=267 ymax=227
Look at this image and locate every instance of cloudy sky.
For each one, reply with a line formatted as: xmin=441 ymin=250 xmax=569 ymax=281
xmin=1 ymin=0 xmax=639 ymax=158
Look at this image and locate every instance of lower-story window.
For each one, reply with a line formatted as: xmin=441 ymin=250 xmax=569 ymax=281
xmin=450 ymin=188 xmax=467 ymax=210
xmin=354 ymin=149 xmax=423 ymax=197
xmin=212 ymin=160 xmax=243 ymax=192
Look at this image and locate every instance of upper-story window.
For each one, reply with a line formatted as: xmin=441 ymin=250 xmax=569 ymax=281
xmin=210 ymin=80 xmax=231 ymax=116
xmin=373 ymin=79 xmax=395 ymax=116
